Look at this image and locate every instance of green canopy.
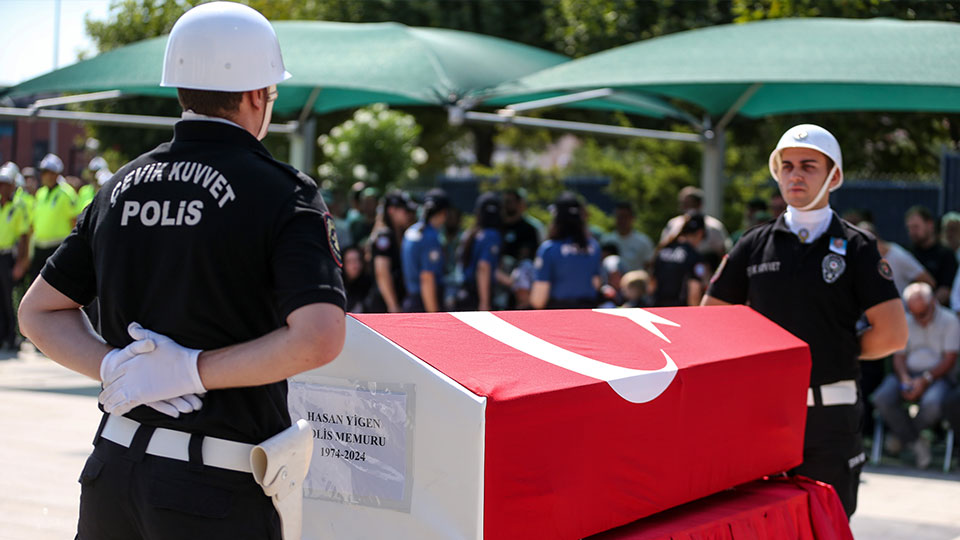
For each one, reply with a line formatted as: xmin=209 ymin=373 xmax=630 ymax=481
xmin=484 ymin=17 xmax=960 ymax=117
xmin=5 ymin=20 xmax=679 ymax=119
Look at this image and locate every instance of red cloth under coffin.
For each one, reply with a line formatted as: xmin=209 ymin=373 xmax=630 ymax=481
xmin=589 ymin=476 xmax=854 ymax=540
xmin=353 ymin=305 xmax=811 ymax=539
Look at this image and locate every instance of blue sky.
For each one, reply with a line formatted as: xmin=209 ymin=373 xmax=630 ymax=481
xmin=0 ymin=0 xmax=112 ymax=86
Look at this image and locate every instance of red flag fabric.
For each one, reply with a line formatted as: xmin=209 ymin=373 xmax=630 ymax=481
xmin=354 ymin=306 xmax=811 ymax=539
xmin=588 ymin=477 xmax=851 ymax=540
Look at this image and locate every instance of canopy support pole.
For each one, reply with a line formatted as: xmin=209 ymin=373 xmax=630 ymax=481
xmin=29 ymin=90 xmax=125 ymax=110
xmin=0 ymin=106 xmax=299 ymax=134
xmin=287 ymin=87 xmax=322 ymax=173
xmin=463 ymin=111 xmax=702 ymax=143
xmin=700 ymin=119 xmax=725 ymax=219
xmin=494 ymin=89 xmax=701 ymax=129
xmin=289 ymin=117 xmax=316 ymax=173
xmin=503 ymin=88 xmax=615 ymax=113
xmin=701 ymin=83 xmax=762 ymax=218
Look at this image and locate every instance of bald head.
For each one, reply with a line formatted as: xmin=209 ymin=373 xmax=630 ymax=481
xmin=903 ymin=282 xmax=935 ymax=326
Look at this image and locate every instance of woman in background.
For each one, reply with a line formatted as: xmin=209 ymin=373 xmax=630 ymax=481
xmin=366 ymin=191 xmax=416 ymax=312
xmin=455 ymin=192 xmax=502 ymax=311
xmin=342 ymin=246 xmax=372 ymax=312
xmin=530 ymin=192 xmax=602 ymax=309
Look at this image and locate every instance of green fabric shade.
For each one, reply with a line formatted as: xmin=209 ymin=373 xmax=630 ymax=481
xmin=484 ymin=17 xmax=960 ymax=118
xmin=5 ymin=20 xmax=679 ymax=119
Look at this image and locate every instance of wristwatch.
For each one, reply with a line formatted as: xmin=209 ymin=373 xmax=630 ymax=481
xmin=922 ymin=370 xmax=935 ymax=384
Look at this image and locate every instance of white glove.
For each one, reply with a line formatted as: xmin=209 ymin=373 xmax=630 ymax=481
xmin=99 ymin=323 xmax=206 ymax=417
xmin=100 ymin=335 xmax=204 ymax=418
xmin=144 ymin=393 xmax=205 ymax=418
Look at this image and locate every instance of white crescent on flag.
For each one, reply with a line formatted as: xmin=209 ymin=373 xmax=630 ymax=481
xmin=450 ymin=309 xmax=680 ymax=403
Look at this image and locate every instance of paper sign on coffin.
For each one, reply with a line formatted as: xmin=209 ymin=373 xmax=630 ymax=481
xmin=288 ymin=305 xmax=810 ymax=540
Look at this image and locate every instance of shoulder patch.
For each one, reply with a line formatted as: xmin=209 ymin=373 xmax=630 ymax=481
xmin=376 ymin=234 xmax=391 ymax=251
xmin=324 ymin=212 xmax=343 ymax=268
xmin=878 ymin=258 xmax=893 ymax=281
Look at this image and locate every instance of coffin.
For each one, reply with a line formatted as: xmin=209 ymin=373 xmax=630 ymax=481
xmin=290 ymin=305 xmax=810 ymax=539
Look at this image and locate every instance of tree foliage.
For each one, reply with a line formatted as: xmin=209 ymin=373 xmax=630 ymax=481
xmin=317 ymin=104 xmax=428 ymax=193
xmin=79 ymin=0 xmax=960 ymax=233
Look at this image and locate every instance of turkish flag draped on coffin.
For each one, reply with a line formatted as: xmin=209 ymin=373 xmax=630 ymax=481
xmin=354 ymin=305 xmax=811 ymax=540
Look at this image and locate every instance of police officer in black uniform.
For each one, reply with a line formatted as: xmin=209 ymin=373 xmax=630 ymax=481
xmin=702 ymin=124 xmax=907 ymax=518
xmin=18 ymin=3 xmax=346 ymax=539
xmin=651 ymin=212 xmax=708 ymax=307
xmin=366 ymin=190 xmax=416 ymax=313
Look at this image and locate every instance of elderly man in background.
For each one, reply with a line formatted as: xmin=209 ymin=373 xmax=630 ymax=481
xmin=872 ymin=282 xmax=957 ymax=469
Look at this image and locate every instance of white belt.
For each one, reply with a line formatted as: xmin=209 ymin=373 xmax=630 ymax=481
xmin=100 ymin=414 xmax=254 ymax=473
xmin=807 ymin=379 xmax=858 ymax=407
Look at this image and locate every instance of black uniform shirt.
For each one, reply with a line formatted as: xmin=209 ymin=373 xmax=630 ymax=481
xmin=707 ymin=213 xmax=898 ymax=387
xmin=910 ymin=242 xmax=958 ymax=294
xmin=501 ymin=218 xmax=540 ymax=262
xmin=42 ymin=120 xmax=346 ymax=443
xmin=367 ymin=227 xmax=406 ymax=311
xmin=652 ymin=241 xmax=705 ymax=307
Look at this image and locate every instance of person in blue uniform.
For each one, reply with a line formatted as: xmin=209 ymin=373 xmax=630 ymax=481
xmin=651 ymin=213 xmax=708 ymax=306
xmin=530 ymin=192 xmax=602 ymax=309
xmin=366 ymin=190 xmax=416 ymax=313
xmin=17 ymin=4 xmax=346 ymax=539
xmin=703 ymin=124 xmax=908 ymax=518
xmin=455 ymin=192 xmax=502 ymax=311
xmin=401 ymin=188 xmax=449 ymax=312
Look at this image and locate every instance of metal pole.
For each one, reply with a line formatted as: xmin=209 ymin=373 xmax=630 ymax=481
xmin=0 ymin=107 xmax=298 ymax=134
xmin=296 ymin=117 xmax=317 ymax=173
xmin=700 ymin=122 xmax=725 ymax=219
xmin=463 ymin=111 xmax=702 ymax=143
xmin=49 ymin=0 xmax=61 ymax=155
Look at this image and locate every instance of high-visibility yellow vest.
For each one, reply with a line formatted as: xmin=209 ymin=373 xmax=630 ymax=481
xmin=77 ymin=184 xmax=96 ymax=211
xmin=0 ymin=198 xmax=30 ymax=250
xmin=33 ymin=183 xmax=78 ymax=245
xmin=15 ymin=188 xmax=35 ymax=223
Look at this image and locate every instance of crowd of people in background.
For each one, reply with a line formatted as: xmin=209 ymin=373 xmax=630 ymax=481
xmin=0 ymin=154 xmax=109 ymax=351
xmin=327 ymin=179 xmax=960 ymax=472
xmin=2 ymin=150 xmax=960 ymax=470
xmin=328 ymin=182 xmax=743 ymax=317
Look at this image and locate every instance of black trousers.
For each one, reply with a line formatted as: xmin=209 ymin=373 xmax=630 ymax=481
xmin=77 ymin=421 xmax=281 ymax=540
xmin=0 ymin=253 xmax=15 ymax=346
xmin=790 ymin=400 xmax=865 ymax=519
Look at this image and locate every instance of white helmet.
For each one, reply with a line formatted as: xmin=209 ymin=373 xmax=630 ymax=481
xmin=88 ymin=156 xmax=108 ymax=172
xmin=768 ymin=124 xmax=843 ymax=211
xmin=160 ymin=2 xmax=291 ymax=92
xmin=0 ymin=162 xmax=17 ymax=185
xmin=95 ymin=169 xmax=113 ymax=186
xmin=39 ymin=153 xmax=64 ymax=174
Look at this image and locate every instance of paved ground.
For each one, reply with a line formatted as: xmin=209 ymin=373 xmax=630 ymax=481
xmin=1 ymin=348 xmax=959 ymax=539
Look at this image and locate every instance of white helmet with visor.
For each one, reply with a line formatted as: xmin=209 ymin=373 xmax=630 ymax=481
xmin=768 ymin=124 xmax=843 ymax=211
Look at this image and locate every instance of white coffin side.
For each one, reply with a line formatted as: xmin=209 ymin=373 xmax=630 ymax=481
xmin=292 ymin=316 xmax=486 ymax=540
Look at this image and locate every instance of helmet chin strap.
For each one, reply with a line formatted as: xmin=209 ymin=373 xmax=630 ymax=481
xmin=255 ymin=90 xmax=273 ymax=141
xmin=796 ymin=164 xmax=840 ymax=212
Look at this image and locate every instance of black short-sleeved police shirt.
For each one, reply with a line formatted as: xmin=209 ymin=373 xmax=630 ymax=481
xmin=501 ymin=218 xmax=540 ymax=262
xmin=42 ymin=120 xmax=346 ymax=443
xmin=707 ymin=213 xmax=898 ymax=387
xmin=911 ymin=242 xmax=958 ymax=294
xmin=370 ymin=228 xmax=406 ymax=301
xmin=652 ymin=241 xmax=706 ymax=307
